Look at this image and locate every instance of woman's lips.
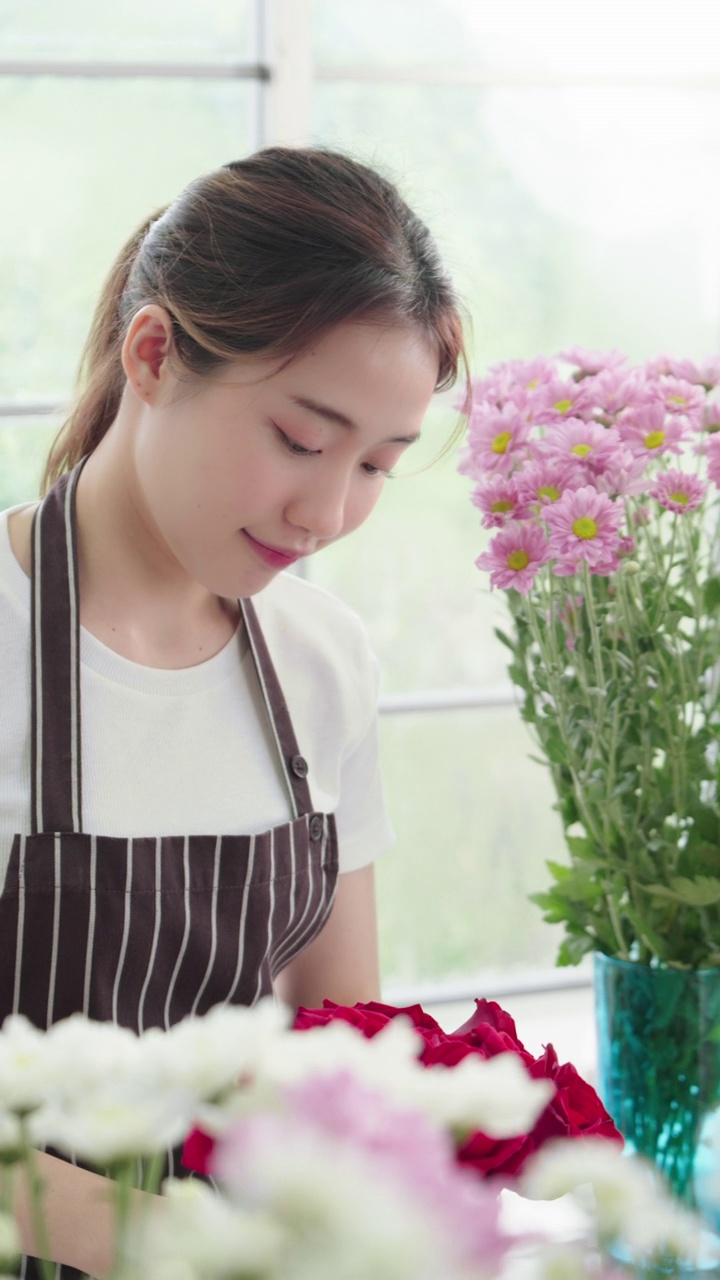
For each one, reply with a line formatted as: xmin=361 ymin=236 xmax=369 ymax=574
xmin=242 ymin=531 xmax=305 ymax=568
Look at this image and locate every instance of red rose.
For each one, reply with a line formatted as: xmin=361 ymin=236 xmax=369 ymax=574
xmin=183 ymin=996 xmax=621 ymax=1181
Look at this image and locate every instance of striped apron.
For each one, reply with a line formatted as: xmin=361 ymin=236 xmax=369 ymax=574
xmin=0 ymin=464 xmax=339 ymax=1277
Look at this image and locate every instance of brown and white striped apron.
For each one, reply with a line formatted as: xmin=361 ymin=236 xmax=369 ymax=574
xmin=0 ymin=463 xmax=339 ymax=1278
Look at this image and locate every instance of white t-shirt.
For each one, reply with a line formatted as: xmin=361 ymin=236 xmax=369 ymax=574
xmin=0 ymin=505 xmax=394 ymax=888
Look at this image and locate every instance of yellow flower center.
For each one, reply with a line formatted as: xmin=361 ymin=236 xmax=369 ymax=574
xmin=527 ymin=378 xmax=538 ymax=389
xmin=572 ymin=516 xmax=598 ymax=540
xmin=668 ymin=394 xmax=687 ymax=405
xmin=643 ymin=430 xmax=666 ymax=450
xmin=507 ymin=549 xmax=530 ymax=571
xmin=537 ymin=485 xmax=560 ymax=501
xmin=570 ymin=443 xmax=592 ymax=457
xmin=554 ymin=399 xmax=574 ymax=414
xmin=490 ymin=499 xmax=513 ymax=513
xmin=492 ymin=431 xmax=513 ymax=454
xmin=669 ymin=491 xmax=689 ymax=506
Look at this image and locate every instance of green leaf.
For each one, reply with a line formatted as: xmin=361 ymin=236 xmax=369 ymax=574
xmin=703 ymin=577 xmax=720 ymax=613
xmin=493 ymin=627 xmax=516 ymax=652
xmin=669 ymin=875 xmax=720 ymax=906
xmin=639 ymin=876 xmax=720 ymax=906
xmin=556 ymin=934 xmax=594 ymax=966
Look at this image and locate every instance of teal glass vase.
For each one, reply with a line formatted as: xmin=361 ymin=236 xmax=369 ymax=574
xmin=594 ymin=954 xmax=720 ymax=1211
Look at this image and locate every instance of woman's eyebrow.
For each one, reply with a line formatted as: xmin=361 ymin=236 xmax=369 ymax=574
xmin=289 ymin=394 xmax=420 ymax=445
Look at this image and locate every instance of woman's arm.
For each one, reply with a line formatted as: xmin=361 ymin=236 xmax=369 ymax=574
xmin=274 ymin=864 xmax=381 ymax=1012
xmin=6 ymin=1152 xmax=151 ymax=1278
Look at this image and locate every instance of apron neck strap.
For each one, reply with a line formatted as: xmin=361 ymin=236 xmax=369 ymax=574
xmin=30 ymin=463 xmax=84 ymax=835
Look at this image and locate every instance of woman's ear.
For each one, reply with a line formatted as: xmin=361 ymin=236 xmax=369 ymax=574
xmin=121 ymin=305 xmax=174 ymax=403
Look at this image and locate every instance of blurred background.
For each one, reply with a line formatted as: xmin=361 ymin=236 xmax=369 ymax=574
xmin=2 ymin=0 xmax=718 ymax=1037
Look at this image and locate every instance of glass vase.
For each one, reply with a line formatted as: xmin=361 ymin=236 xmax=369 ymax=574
xmin=595 ymin=953 xmax=720 ymax=1264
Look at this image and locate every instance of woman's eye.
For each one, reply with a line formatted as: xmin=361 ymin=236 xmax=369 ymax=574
xmin=362 ymin=462 xmax=395 ymax=478
xmin=277 ymin=427 xmax=320 ymax=457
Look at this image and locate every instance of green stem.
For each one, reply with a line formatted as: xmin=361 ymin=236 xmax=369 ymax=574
xmin=109 ymin=1159 xmax=136 ymax=1278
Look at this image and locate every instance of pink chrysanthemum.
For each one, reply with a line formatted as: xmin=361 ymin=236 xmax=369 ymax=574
xmin=467 ymin=357 xmax=555 ymax=409
xmin=617 ymin=401 xmax=688 ymax=458
xmin=585 ymin=368 xmax=651 ymax=420
xmin=593 ymin=445 xmax=648 ymax=498
xmin=648 ymin=469 xmax=706 ymax=514
xmin=525 ymin=378 xmax=593 ymax=424
xmin=558 ymin=347 xmax=627 ymax=376
xmin=540 ymin=418 xmax=624 ymax=475
xmin=514 ymin=457 xmax=581 ymax=509
xmin=476 ymin=522 xmax=549 ymax=594
xmin=463 ymin=402 xmax=532 ymax=477
xmin=471 ymin=474 xmax=529 ymax=528
xmin=544 ymin=485 xmax=624 ymax=573
xmin=652 ymin=376 xmax=705 ymax=423
xmin=703 ymin=401 xmax=720 ymax=433
xmin=648 ymin=354 xmax=720 ymax=389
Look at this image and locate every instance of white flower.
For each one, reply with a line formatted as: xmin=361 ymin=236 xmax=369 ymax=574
xmin=127 ymin=1178 xmax=284 ymax=1280
xmin=33 ymin=1082 xmax=196 ymax=1164
xmin=0 ymin=1015 xmax=59 ymax=1113
xmin=417 ymin=1053 xmax=554 ymax=1139
xmin=521 ymin=1138 xmax=706 ymax=1264
xmin=153 ymin=1000 xmax=289 ymax=1101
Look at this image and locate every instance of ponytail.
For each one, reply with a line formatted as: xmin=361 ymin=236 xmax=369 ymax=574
xmin=41 ymin=208 xmax=166 ymax=492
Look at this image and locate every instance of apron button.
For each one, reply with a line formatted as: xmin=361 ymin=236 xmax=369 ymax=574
xmin=290 ymin=754 xmax=309 ymax=779
xmin=309 ymin=814 xmax=324 ymax=841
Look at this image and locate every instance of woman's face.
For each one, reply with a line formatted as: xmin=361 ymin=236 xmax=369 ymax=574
xmin=129 ymin=319 xmax=440 ymax=599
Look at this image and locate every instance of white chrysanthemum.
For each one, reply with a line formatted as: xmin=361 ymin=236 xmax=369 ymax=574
xmin=521 ymin=1138 xmax=705 ymax=1264
xmin=152 ymin=1000 xmax=289 ymax=1100
xmin=126 ymin=1178 xmax=284 ymax=1280
xmin=416 ymin=1053 xmax=553 ymax=1139
xmin=0 ymin=1015 xmax=62 ymax=1113
xmin=33 ymin=1082 xmax=196 ymax=1164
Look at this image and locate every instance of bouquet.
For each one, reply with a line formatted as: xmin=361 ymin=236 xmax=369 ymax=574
xmin=0 ymin=999 xmax=701 ymax=1279
xmin=462 ymin=349 xmax=720 ymax=969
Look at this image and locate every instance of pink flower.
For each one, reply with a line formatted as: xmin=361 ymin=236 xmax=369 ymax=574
xmin=544 ymin=485 xmax=624 ymax=574
xmin=463 ymin=402 xmax=532 ymax=477
xmin=585 ymin=368 xmax=651 ymax=420
xmin=471 ymin=474 xmax=529 ymax=528
xmin=470 ymin=357 xmax=556 ymax=408
xmin=476 ymin=522 xmax=550 ymax=594
xmin=525 ymin=378 xmax=593 ymax=424
xmin=648 ymin=354 xmax=720 ymax=389
xmin=652 ymin=376 xmax=706 ymax=423
xmin=617 ymin=401 xmax=688 ymax=458
xmin=558 ymin=347 xmax=627 ymax=376
xmin=593 ymin=445 xmax=648 ymax=498
xmin=540 ymin=418 xmax=624 ymax=475
xmin=515 ymin=457 xmax=581 ymax=509
xmin=649 ymin=469 xmax=706 ymax=514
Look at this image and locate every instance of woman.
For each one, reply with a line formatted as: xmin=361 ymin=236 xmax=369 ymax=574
xmin=0 ymin=146 xmax=465 ymax=1274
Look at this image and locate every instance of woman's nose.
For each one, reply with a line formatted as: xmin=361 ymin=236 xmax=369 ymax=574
xmin=286 ymin=473 xmax=349 ymax=541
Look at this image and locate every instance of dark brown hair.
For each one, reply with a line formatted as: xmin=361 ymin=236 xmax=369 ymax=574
xmin=43 ymin=147 xmax=466 ymax=490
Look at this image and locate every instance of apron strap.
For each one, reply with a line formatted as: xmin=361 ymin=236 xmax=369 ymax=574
xmin=241 ymin=598 xmax=314 ymax=820
xmin=30 ymin=464 xmax=84 ymax=835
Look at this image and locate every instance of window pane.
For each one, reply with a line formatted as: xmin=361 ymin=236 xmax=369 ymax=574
xmin=0 ymin=418 xmax=60 ymax=508
xmin=1 ymin=0 xmax=252 ymax=62
xmin=376 ymin=706 xmax=564 ymax=987
xmin=314 ymin=83 xmax=720 ymax=369
xmin=315 ymin=0 xmax=720 ymax=75
xmin=0 ymin=77 xmax=254 ymax=398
